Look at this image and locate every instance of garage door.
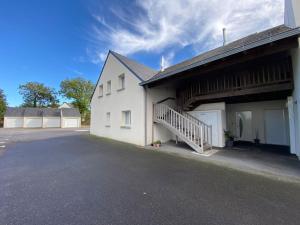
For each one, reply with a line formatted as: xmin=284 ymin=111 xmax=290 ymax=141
xmin=265 ymin=109 xmax=288 ymax=145
xmin=25 ymin=118 xmax=42 ymax=128
xmin=44 ymin=118 xmax=61 ymax=128
xmin=5 ymin=118 xmax=23 ymax=128
xmin=64 ymin=118 xmax=79 ymax=128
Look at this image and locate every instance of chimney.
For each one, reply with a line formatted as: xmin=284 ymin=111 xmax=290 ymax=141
xmin=284 ymin=0 xmax=299 ymax=28
xmin=160 ymin=56 xmax=165 ymax=72
xmin=222 ymin=28 xmax=226 ymax=46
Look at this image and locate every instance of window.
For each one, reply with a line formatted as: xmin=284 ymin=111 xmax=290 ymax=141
xmin=98 ymin=85 xmax=103 ymax=97
xmin=106 ymin=112 xmax=110 ymax=127
xmin=118 ymin=74 xmax=125 ymax=90
xmin=106 ymin=81 xmax=111 ymax=95
xmin=121 ymin=110 xmax=131 ymax=128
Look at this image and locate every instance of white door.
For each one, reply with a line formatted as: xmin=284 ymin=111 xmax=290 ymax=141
xmin=25 ymin=118 xmax=43 ymax=128
xmin=44 ymin=118 xmax=61 ymax=128
xmin=64 ymin=118 xmax=79 ymax=128
xmin=189 ymin=111 xmax=219 ymax=147
xmin=236 ymin=111 xmax=252 ymax=141
xmin=5 ymin=118 xmax=23 ymax=128
xmin=265 ymin=109 xmax=287 ymax=145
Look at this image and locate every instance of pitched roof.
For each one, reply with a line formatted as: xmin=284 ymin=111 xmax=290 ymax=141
xmin=142 ymin=25 xmax=300 ymax=85
xmin=4 ymin=107 xmax=25 ymax=117
xmin=4 ymin=107 xmax=80 ymax=118
xmin=23 ymin=108 xmax=43 ymax=117
xmin=110 ymin=51 xmax=157 ymax=81
xmin=61 ymin=108 xmax=81 ymax=117
xmin=42 ymin=108 xmax=61 ymax=117
xmin=59 ymin=102 xmax=74 ymax=108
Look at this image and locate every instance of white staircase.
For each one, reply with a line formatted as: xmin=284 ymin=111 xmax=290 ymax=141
xmin=153 ymin=103 xmax=212 ymax=153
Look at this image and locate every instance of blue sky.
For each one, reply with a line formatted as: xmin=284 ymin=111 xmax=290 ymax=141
xmin=0 ymin=0 xmax=284 ymax=106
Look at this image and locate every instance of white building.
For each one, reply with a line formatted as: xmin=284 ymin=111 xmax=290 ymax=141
xmin=91 ymin=0 xmax=300 ymax=159
xmin=4 ymin=107 xmax=81 ymax=128
xmin=59 ymin=102 xmax=74 ymax=109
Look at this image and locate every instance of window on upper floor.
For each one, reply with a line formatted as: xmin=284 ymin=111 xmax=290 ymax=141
xmin=121 ymin=110 xmax=131 ymax=128
xmin=107 ymin=80 xmax=111 ymax=95
xmin=99 ymin=85 xmax=103 ymax=97
xmin=118 ymin=74 xmax=125 ymax=91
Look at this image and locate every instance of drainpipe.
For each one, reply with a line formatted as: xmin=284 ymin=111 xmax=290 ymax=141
xmin=144 ymin=86 xmax=147 ymax=146
xmin=60 ymin=109 xmax=63 ymax=128
xmin=152 ymin=102 xmax=154 ymax=145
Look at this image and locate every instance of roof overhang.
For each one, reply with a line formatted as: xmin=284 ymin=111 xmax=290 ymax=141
xmin=141 ymin=27 xmax=300 ymax=86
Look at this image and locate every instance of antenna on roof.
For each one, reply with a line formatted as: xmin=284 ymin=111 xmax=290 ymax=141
xmin=222 ymin=28 xmax=226 ymax=46
xmin=160 ymin=56 xmax=165 ymax=72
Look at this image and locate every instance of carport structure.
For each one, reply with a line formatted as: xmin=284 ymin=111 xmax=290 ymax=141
xmin=4 ymin=107 xmax=81 ymax=128
xmin=142 ymin=25 xmax=300 ymax=158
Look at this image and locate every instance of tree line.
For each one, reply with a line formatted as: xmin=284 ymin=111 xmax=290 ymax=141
xmin=0 ymin=77 xmax=94 ymax=124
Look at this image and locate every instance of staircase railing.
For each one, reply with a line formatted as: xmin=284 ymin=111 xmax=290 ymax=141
xmin=180 ymin=110 xmax=213 ymax=150
xmin=153 ymin=103 xmax=212 ymax=153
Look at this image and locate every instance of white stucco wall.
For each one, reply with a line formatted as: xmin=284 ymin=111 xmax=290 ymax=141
xmin=191 ymin=102 xmax=226 ymax=147
xmin=290 ymin=0 xmax=300 ymax=27
xmin=90 ymin=53 xmax=146 ymax=146
xmin=289 ymin=1 xmax=300 ymax=157
xmin=226 ymin=100 xmax=289 ymax=145
xmin=145 ymin=86 xmax=176 ymax=145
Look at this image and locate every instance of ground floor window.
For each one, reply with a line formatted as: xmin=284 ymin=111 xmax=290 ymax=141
xmin=121 ymin=110 xmax=131 ymax=128
xmin=106 ymin=112 xmax=110 ymax=127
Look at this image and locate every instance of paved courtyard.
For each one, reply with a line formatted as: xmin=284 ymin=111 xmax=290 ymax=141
xmin=0 ymin=129 xmax=300 ymax=225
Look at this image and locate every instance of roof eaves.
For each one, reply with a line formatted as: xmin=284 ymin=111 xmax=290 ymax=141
xmin=141 ymin=27 xmax=300 ymax=85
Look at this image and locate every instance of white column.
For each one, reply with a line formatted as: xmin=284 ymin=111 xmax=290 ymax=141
xmin=284 ymin=0 xmax=300 ymax=28
xmin=60 ymin=109 xmax=64 ymax=128
xmin=292 ymin=0 xmax=300 ymax=26
xmin=291 ymin=40 xmax=300 ymax=158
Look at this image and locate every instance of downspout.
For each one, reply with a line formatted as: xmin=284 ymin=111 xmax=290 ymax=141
xmin=144 ymin=86 xmax=147 ymax=146
xmin=60 ymin=109 xmax=63 ymax=128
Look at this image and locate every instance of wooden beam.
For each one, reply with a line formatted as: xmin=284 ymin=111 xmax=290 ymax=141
xmin=184 ymin=82 xmax=293 ymax=106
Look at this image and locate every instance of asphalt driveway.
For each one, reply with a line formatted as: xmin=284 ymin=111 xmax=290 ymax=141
xmin=0 ymin=129 xmax=300 ymax=225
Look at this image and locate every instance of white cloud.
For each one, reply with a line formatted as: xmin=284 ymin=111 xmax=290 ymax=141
xmin=161 ymin=51 xmax=175 ymax=69
xmin=88 ymin=0 xmax=284 ymax=65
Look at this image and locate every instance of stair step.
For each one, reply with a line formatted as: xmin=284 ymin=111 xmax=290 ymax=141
xmin=154 ymin=104 xmax=213 ymax=153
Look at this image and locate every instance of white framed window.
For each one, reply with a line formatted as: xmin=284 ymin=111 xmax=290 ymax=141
xmin=118 ymin=74 xmax=125 ymax=90
xmin=106 ymin=81 xmax=111 ymax=95
xmin=121 ymin=110 xmax=131 ymax=128
xmin=98 ymin=85 xmax=103 ymax=97
xmin=106 ymin=112 xmax=111 ymax=127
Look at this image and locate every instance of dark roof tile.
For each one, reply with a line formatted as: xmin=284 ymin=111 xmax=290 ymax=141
xmin=142 ymin=25 xmax=300 ymax=85
xmin=5 ymin=107 xmax=81 ymax=118
xmin=110 ymin=51 xmax=157 ymax=81
xmin=61 ymin=108 xmax=81 ymax=117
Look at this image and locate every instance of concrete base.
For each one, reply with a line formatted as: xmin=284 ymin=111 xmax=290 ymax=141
xmin=145 ymin=141 xmax=300 ymax=183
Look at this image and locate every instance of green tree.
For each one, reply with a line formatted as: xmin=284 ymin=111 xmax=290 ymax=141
xmin=19 ymin=82 xmax=59 ymax=107
xmin=59 ymin=77 xmax=94 ymax=122
xmin=0 ymin=89 xmax=7 ymax=119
